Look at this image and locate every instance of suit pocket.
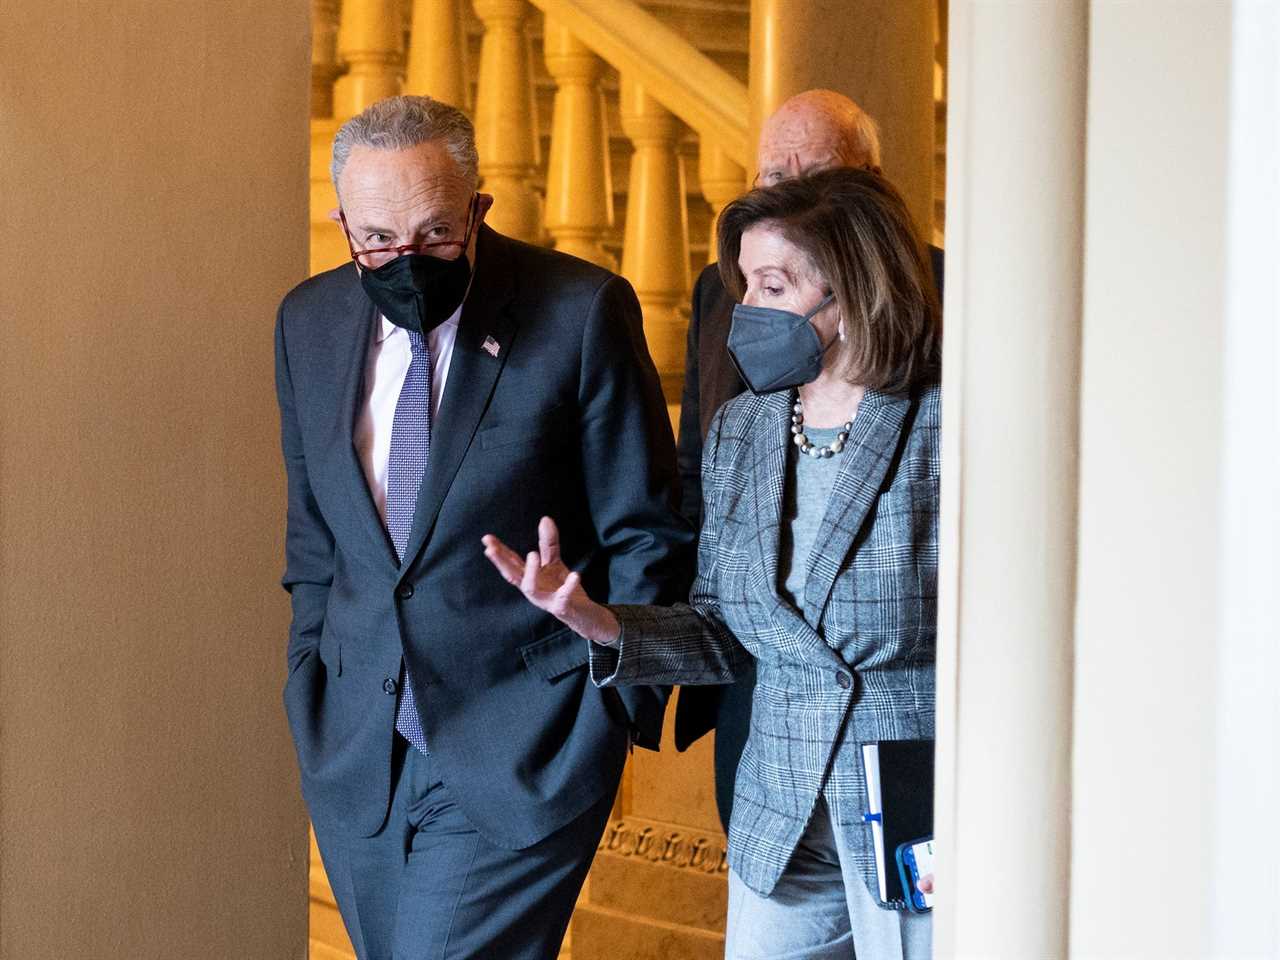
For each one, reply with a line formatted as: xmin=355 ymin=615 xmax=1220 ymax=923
xmin=520 ymin=624 xmax=590 ymax=682
xmin=477 ymin=403 xmax=570 ymax=454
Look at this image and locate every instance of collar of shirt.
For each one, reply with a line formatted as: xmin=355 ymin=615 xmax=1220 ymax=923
xmin=375 ymin=302 xmax=463 ymax=343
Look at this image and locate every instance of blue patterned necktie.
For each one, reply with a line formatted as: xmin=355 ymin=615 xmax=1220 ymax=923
xmin=387 ymin=328 xmax=430 ymax=754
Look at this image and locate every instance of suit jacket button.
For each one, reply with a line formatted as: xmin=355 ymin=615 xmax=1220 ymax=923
xmin=383 ymin=677 xmax=398 ymax=695
xmin=397 ymin=582 xmax=414 ymax=600
xmin=836 ymin=672 xmax=852 ymax=690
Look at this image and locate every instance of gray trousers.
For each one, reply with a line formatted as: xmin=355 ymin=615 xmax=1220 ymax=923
xmin=312 ymin=735 xmax=613 ymax=960
xmin=725 ymin=799 xmax=931 ymax=960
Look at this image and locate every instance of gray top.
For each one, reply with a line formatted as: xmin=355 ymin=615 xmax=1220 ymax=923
xmin=778 ymin=424 xmax=844 ymax=607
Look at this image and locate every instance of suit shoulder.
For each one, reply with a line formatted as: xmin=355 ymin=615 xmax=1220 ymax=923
xmin=693 ymin=261 xmax=730 ymax=307
xmin=491 ymin=232 xmax=622 ymax=300
xmin=279 ymin=262 xmax=358 ymax=318
xmin=694 ymin=261 xmax=721 ymax=292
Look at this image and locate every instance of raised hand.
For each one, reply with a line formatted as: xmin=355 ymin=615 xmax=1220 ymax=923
xmin=482 ymin=516 xmax=621 ymax=646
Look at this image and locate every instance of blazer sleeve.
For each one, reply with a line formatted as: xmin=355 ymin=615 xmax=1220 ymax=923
xmin=590 ymin=404 xmax=752 ymax=687
xmin=275 ymin=303 xmax=335 ymax=674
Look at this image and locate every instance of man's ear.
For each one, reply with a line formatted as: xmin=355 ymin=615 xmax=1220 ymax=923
xmin=327 ymin=207 xmax=342 ymax=225
xmin=476 ymin=193 xmax=495 ymax=221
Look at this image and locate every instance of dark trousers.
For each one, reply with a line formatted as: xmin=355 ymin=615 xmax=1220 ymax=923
xmin=313 ymin=735 xmax=613 ymax=960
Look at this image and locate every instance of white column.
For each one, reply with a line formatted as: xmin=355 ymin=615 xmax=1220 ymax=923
xmin=1210 ymin=3 xmax=1280 ymax=954
xmin=1070 ymin=1 xmax=1236 ymax=956
xmin=932 ymin=2 xmax=1086 ymax=957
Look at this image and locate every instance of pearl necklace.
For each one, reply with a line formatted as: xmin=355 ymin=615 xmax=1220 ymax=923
xmin=790 ymin=393 xmax=854 ymax=458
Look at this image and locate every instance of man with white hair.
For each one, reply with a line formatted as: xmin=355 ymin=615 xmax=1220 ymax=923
xmin=275 ymin=95 xmax=691 ymax=959
xmin=674 ymin=89 xmax=944 ymax=829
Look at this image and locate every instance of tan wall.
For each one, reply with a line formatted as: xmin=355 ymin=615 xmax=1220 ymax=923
xmin=0 ymin=3 xmax=311 ymax=957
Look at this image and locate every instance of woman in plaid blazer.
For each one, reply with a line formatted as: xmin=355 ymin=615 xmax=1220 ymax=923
xmin=485 ymin=168 xmax=940 ymax=959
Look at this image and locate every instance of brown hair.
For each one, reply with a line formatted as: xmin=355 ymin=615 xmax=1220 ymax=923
xmin=717 ymin=167 xmax=941 ymax=394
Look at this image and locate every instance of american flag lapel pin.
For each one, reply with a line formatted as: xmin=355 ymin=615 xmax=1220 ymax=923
xmin=482 ymin=335 xmax=501 ymax=358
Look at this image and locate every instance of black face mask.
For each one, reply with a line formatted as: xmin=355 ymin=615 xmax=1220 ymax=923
xmin=351 ymin=196 xmax=479 ymax=334
xmin=359 ymin=251 xmax=472 ymax=334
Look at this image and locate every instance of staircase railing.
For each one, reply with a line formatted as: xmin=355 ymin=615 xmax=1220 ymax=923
xmin=526 ymin=0 xmax=749 ymax=165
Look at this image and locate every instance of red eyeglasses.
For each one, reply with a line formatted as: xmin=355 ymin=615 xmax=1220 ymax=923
xmin=339 ymin=194 xmax=479 ymax=270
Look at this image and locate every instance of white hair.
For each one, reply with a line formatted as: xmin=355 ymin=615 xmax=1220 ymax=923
xmin=845 ymin=111 xmax=882 ymax=168
xmin=331 ymin=95 xmax=479 ymax=193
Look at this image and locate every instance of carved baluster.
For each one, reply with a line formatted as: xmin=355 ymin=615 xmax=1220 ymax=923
xmin=333 ymin=0 xmax=404 ymax=120
xmin=311 ymin=0 xmax=342 ymax=118
xmin=620 ymin=76 xmax=690 ymax=387
xmin=698 ymin=143 xmax=746 ymax=265
xmin=473 ymin=0 xmax=541 ymax=242
xmin=405 ymin=0 xmax=470 ymax=108
xmin=543 ymin=18 xmax=615 ymax=270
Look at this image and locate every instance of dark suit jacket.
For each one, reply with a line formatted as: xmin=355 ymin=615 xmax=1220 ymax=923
xmin=276 ymin=226 xmax=693 ymax=848
xmin=673 ymin=246 xmax=944 ymax=828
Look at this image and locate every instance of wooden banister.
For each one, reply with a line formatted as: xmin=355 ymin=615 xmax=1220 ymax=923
xmin=525 ymin=0 xmax=749 ymax=167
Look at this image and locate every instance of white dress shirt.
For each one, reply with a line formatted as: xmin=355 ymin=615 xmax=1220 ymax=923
xmin=354 ymin=307 xmax=462 ymax=524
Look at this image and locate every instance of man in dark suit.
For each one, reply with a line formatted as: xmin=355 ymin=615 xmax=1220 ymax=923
xmin=276 ymin=95 xmax=691 ymax=960
xmin=675 ymin=89 xmax=944 ymax=829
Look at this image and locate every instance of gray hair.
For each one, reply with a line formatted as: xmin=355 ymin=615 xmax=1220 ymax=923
xmin=331 ymin=95 xmax=479 ymax=193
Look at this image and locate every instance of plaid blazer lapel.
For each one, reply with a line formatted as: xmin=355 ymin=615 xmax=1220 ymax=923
xmin=746 ymin=393 xmax=846 ymax=667
xmin=802 ymin=388 xmax=915 ymax=627
xmin=744 ymin=392 xmax=788 ymax=605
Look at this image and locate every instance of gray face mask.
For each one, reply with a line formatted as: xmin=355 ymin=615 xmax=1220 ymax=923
xmin=727 ymin=293 xmax=837 ymax=395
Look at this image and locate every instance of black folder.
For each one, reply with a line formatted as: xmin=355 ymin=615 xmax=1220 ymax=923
xmin=864 ymin=739 xmax=934 ymax=906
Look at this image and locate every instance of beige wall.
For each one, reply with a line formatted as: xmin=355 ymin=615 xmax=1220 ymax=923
xmin=0 ymin=3 xmax=311 ymax=957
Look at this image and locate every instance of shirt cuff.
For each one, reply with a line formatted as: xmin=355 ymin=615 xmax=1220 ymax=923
xmin=588 ymin=620 xmax=628 ymax=687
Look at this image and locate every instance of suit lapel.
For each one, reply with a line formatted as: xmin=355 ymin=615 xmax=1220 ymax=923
xmin=801 ymin=388 xmax=915 ymax=627
xmin=333 ymin=275 xmax=400 ymax=570
xmin=396 ymin=227 xmax=517 ymax=576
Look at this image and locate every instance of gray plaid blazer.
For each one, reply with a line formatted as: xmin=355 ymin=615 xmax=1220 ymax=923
xmin=591 ymin=384 xmax=938 ymax=903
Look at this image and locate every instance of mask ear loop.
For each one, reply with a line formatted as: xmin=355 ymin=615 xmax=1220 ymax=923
xmin=806 ymin=293 xmax=842 ymax=354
